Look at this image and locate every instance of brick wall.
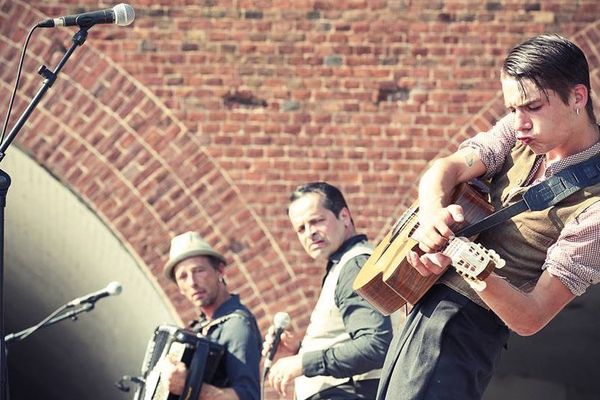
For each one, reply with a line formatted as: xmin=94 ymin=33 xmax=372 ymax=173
xmin=1 ymin=0 xmax=599 ymax=342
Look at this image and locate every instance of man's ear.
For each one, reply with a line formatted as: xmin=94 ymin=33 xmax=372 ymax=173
xmin=217 ymin=263 xmax=226 ymax=280
xmin=573 ymin=84 xmax=589 ymax=110
xmin=339 ymin=207 xmax=352 ymax=227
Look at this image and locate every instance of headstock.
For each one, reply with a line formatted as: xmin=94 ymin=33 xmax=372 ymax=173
xmin=443 ymin=237 xmax=505 ymax=291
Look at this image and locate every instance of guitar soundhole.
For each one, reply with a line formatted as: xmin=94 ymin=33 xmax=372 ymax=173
xmin=391 ymin=206 xmax=418 ymax=238
xmin=408 ymin=223 xmax=419 ymax=238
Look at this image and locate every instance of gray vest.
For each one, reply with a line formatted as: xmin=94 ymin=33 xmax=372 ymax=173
xmin=295 ymin=242 xmax=381 ymax=400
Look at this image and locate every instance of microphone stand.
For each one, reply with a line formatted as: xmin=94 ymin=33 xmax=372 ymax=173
xmin=4 ymin=302 xmax=94 ymax=344
xmin=0 ymin=26 xmax=89 ymax=400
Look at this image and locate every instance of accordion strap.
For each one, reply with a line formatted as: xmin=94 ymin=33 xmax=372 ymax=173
xmin=192 ymin=310 xmax=247 ymax=336
xmin=183 ymin=344 xmax=209 ymax=400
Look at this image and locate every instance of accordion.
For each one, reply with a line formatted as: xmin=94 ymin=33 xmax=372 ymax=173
xmin=133 ymin=324 xmax=225 ymax=400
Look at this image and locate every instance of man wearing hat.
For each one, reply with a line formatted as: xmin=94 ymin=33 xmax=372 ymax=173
xmin=161 ymin=231 xmax=262 ymax=400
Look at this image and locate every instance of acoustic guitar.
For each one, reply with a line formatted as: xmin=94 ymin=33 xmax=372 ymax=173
xmin=353 ymin=183 xmax=505 ymax=315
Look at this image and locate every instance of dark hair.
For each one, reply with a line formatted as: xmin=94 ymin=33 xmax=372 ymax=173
xmin=289 ymin=182 xmax=351 ymax=220
xmin=206 ymin=256 xmax=223 ymax=270
xmin=206 ymin=257 xmax=226 ymax=285
xmin=502 ymin=34 xmax=596 ymax=122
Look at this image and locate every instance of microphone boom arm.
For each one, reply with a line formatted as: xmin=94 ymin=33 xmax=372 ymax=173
xmin=0 ymin=26 xmax=89 ymax=162
xmin=4 ymin=302 xmax=94 ymax=344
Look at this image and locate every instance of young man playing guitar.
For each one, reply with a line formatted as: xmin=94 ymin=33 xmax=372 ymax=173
xmin=377 ymin=34 xmax=600 ymax=400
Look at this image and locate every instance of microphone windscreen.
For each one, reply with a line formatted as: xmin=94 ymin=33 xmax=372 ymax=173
xmin=273 ymin=312 xmax=291 ymax=329
xmin=113 ymin=3 xmax=135 ymax=26
xmin=107 ymin=281 xmax=123 ymax=295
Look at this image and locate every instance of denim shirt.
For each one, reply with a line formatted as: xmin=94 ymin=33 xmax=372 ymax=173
xmin=192 ymin=294 xmax=262 ymax=400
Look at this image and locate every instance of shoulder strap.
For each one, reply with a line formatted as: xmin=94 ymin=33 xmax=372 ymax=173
xmin=524 ymin=154 xmax=600 ymax=209
xmin=197 ymin=310 xmax=247 ymax=336
xmin=458 ymin=155 xmax=600 ymax=237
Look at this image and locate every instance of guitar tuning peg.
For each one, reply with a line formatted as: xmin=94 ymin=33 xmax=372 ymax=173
xmin=469 ymin=278 xmax=487 ymax=292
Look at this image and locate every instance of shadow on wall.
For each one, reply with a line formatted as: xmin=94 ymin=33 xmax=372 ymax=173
xmin=2 ymin=147 xmax=177 ymax=400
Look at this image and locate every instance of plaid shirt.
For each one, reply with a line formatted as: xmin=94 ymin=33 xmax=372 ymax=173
xmin=460 ymin=113 xmax=600 ymax=296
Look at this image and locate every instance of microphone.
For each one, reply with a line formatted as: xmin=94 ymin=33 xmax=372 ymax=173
xmin=37 ymin=3 xmax=135 ymax=28
xmin=264 ymin=312 xmax=291 ymax=370
xmin=68 ymin=281 xmax=123 ymax=306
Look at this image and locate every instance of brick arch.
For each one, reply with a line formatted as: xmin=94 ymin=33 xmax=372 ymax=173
xmin=0 ymin=0 xmax=310 ymax=329
xmin=376 ymin=21 xmax=600 ymax=240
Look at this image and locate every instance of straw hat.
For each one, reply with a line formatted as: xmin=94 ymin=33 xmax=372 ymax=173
xmin=164 ymin=231 xmax=226 ymax=283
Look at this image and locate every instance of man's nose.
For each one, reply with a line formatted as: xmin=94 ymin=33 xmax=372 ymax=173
xmin=301 ymin=225 xmax=315 ymax=241
xmin=514 ymin=109 xmax=531 ymax=132
xmin=184 ymin=275 xmax=197 ymax=287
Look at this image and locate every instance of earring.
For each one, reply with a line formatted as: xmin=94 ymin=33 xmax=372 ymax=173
xmin=576 ymin=108 xmax=580 ymax=116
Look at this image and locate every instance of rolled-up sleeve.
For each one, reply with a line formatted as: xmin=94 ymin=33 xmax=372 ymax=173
xmin=302 ymin=254 xmax=393 ymax=378
xmin=544 ymin=201 xmax=600 ymax=296
xmin=459 ymin=113 xmax=517 ymax=180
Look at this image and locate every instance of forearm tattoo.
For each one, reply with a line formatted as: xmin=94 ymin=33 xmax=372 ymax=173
xmin=463 ymin=149 xmax=477 ymax=167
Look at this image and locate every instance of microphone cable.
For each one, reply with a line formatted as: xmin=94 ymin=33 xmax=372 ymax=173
xmin=1 ymin=25 xmax=38 ymax=145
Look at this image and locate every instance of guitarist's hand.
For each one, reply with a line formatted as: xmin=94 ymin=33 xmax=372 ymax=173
xmin=408 ymin=251 xmax=452 ymax=277
xmin=408 ymin=204 xmax=463 ymax=276
xmin=414 ymin=204 xmax=464 ymax=253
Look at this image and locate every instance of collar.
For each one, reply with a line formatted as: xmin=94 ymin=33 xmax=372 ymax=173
xmin=198 ymin=293 xmax=241 ymax=323
xmin=544 ymin=132 xmax=600 ymax=178
xmin=326 ymin=234 xmax=368 ymax=271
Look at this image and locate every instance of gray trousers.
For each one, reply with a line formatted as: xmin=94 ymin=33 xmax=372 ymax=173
xmin=376 ymin=285 xmax=509 ymax=400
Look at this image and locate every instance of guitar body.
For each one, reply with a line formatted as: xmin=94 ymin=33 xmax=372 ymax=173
xmin=353 ymin=183 xmax=496 ymax=315
xmin=351 ymin=224 xmax=415 ymax=315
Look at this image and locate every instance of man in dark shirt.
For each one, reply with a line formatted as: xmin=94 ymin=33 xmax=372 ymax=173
xmin=264 ymin=182 xmax=393 ymax=400
xmin=161 ymin=231 xmax=262 ymax=400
